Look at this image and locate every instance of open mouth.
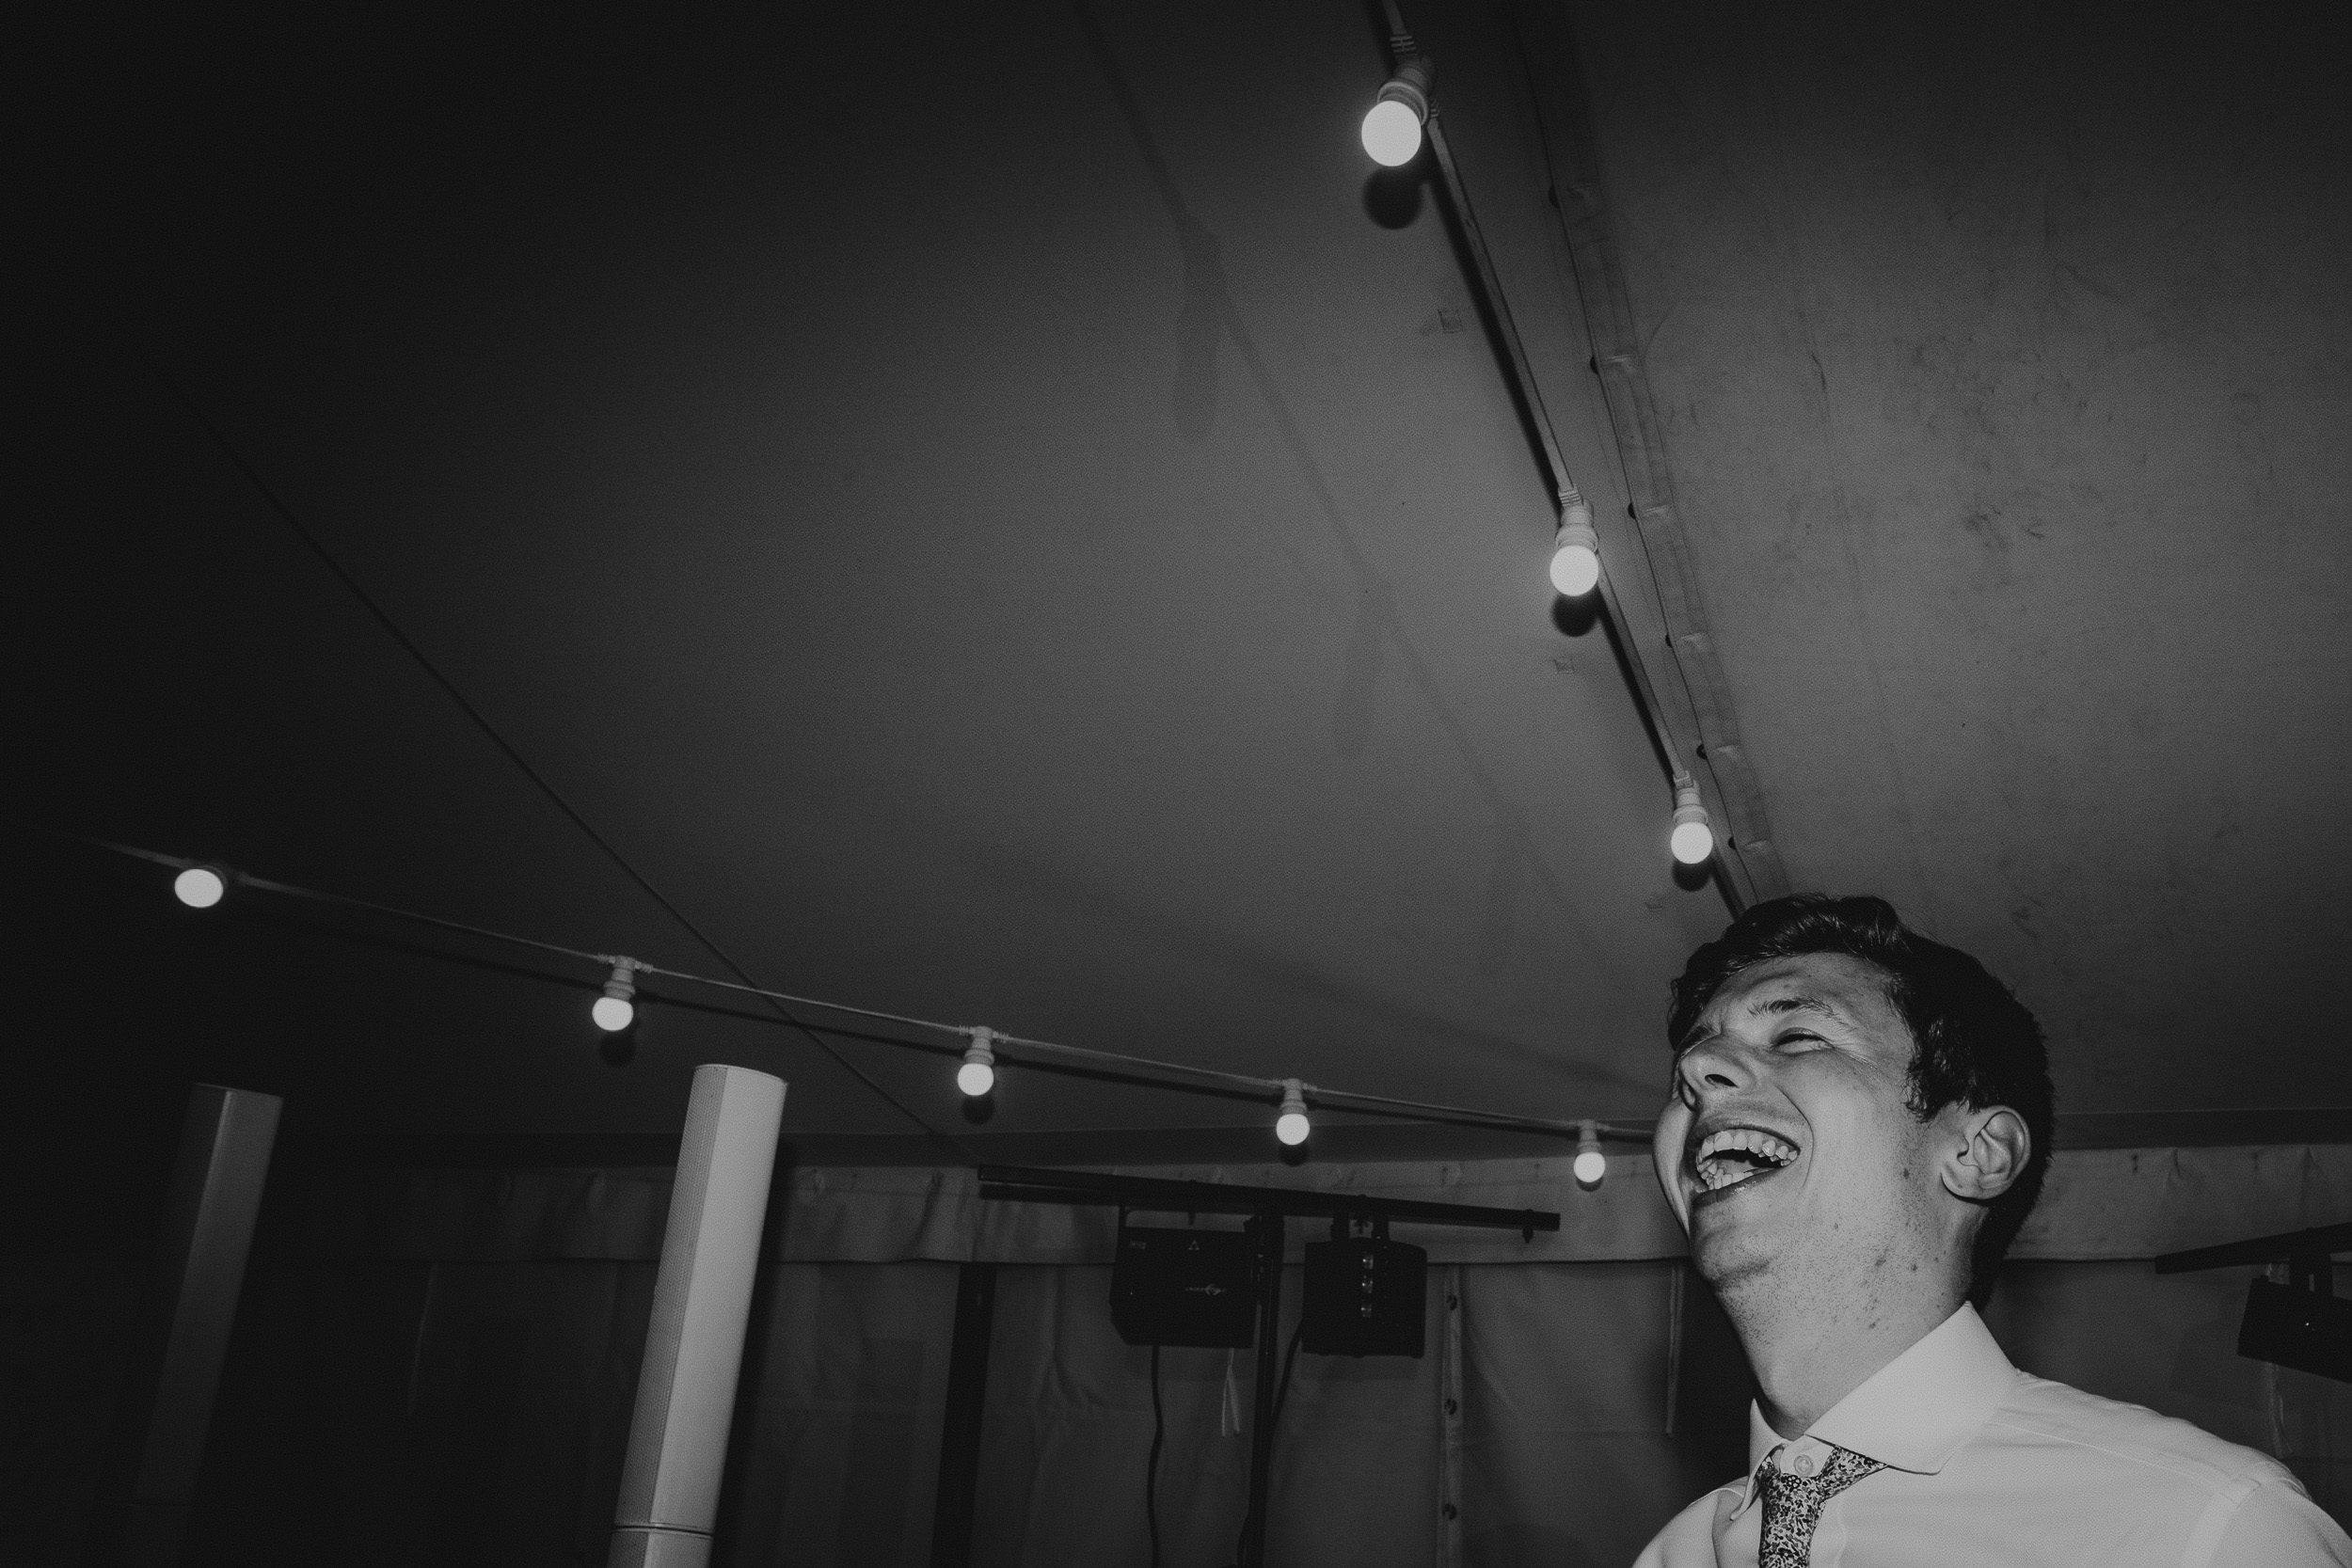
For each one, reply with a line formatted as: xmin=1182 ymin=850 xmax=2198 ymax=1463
xmin=1690 ymin=1127 xmax=1801 ymax=1194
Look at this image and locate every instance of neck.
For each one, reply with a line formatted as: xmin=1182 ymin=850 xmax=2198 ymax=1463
xmin=1718 ymin=1260 xmax=1969 ymax=1438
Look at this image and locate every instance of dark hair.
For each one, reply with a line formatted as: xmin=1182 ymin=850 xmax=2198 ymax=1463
xmin=1668 ymin=894 xmax=2054 ymax=1304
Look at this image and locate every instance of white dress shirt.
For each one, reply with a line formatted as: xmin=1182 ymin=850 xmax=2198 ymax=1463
xmin=1632 ymin=1304 xmax=2351 ymax=1567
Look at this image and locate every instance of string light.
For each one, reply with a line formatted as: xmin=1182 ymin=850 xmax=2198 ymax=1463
xmin=1670 ymin=778 xmax=1714 ymax=865
xmin=1275 ymin=1079 xmax=1311 ymax=1146
xmin=1573 ymin=1120 xmax=1606 ymax=1189
xmin=172 ymin=866 xmax=228 ymax=909
xmin=958 ymin=1027 xmax=997 ymax=1097
xmin=105 ymin=837 xmax=1631 ymax=1153
xmin=1360 ymin=55 xmax=1433 ymax=166
xmin=592 ymin=959 xmax=640 ymax=1033
xmin=1549 ymin=501 xmax=1600 ymax=596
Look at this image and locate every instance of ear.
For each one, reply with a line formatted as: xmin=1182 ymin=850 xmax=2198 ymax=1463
xmin=1944 ymin=1106 xmax=2030 ymax=1203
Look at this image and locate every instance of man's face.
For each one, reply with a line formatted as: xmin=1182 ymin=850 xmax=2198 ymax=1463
xmin=1653 ymin=951 xmax=1962 ymax=1292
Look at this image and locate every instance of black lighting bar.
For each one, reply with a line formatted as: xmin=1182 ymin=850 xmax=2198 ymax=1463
xmin=976 ymin=1164 xmax=1561 ymax=1238
xmin=2152 ymin=1222 xmax=2352 ymax=1274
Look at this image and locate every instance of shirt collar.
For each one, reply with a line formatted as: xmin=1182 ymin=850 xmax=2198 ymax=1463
xmin=1742 ymin=1304 xmax=2019 ymax=1481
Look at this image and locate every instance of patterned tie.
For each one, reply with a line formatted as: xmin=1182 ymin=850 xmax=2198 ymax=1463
xmin=1756 ymin=1442 xmax=1884 ymax=1568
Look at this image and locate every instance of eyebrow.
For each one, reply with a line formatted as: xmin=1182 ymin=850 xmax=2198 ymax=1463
xmin=1673 ymin=991 xmax=1854 ymax=1053
xmin=1752 ymin=994 xmax=1853 ymax=1028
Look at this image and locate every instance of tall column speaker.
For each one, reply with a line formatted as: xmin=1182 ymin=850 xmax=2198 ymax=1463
xmin=117 ymin=1083 xmax=284 ymax=1568
xmin=609 ymin=1064 xmax=787 ymax=1568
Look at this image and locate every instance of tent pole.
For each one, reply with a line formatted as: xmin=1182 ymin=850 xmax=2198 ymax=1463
xmin=929 ymin=1261 xmax=999 ymax=1567
xmin=607 ymin=1065 xmax=787 ymax=1568
xmin=107 ymin=1083 xmax=282 ymax=1568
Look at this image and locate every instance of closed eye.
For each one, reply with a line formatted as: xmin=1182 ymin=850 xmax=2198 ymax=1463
xmin=1774 ymin=1032 xmax=1827 ymax=1052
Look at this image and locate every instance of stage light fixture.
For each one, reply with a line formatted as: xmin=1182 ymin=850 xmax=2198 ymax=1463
xmin=1549 ymin=504 xmax=1600 ymax=597
xmin=172 ymin=866 xmax=228 ymax=908
xmin=1361 ymin=56 xmax=1433 ymax=166
xmin=1670 ymin=781 xmax=1714 ymax=865
xmin=1275 ymin=1079 xmax=1311 ymax=1147
xmin=1110 ymin=1219 xmax=1259 ymax=1349
xmin=593 ymin=960 xmax=639 ymax=1032
xmin=958 ymin=1027 xmax=997 ymax=1097
xmin=1573 ymin=1120 xmax=1606 ymax=1189
xmin=1303 ymin=1215 xmax=1427 ymax=1357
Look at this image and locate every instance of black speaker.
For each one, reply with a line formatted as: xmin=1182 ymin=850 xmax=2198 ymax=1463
xmin=1301 ymin=1235 xmax=1426 ymax=1357
xmin=1110 ymin=1225 xmax=1259 ymax=1348
xmin=2240 ymin=1277 xmax=2352 ymax=1383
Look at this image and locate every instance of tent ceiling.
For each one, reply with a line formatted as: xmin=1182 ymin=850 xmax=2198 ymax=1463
xmin=34 ymin=0 xmax=2349 ymax=1163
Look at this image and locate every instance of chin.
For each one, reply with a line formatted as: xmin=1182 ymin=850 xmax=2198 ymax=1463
xmin=1686 ymin=1205 xmax=1780 ymax=1292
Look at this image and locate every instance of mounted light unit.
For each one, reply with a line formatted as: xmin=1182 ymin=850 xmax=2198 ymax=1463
xmin=1275 ymin=1079 xmax=1311 ymax=1147
xmin=958 ymin=1026 xmax=997 ymax=1097
xmin=1360 ymin=55 xmax=1433 ymax=166
xmin=593 ymin=959 xmax=641 ymax=1033
xmin=1670 ymin=779 xmax=1715 ymax=866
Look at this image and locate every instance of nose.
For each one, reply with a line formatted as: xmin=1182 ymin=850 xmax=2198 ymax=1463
xmin=1672 ymin=1032 xmax=1752 ymax=1106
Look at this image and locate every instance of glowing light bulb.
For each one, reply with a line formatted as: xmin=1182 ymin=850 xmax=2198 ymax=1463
xmin=1670 ymin=782 xmax=1714 ymax=865
xmin=594 ymin=960 xmax=638 ymax=1032
xmin=959 ymin=1027 xmax=996 ymax=1097
xmin=1361 ymin=59 xmax=1432 ymax=167
xmin=1360 ymin=98 xmax=1423 ymax=166
xmin=1573 ymin=1120 xmax=1606 ymax=1188
xmin=1549 ymin=511 xmax=1600 ymax=596
xmin=172 ymin=866 xmax=226 ymax=908
xmin=1275 ymin=1079 xmax=1311 ymax=1146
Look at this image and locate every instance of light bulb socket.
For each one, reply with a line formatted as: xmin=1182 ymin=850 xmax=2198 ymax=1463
xmin=600 ymin=960 xmax=639 ymax=1004
xmin=1672 ymin=783 xmax=1708 ymax=828
xmin=1375 ymin=56 xmax=1434 ymax=122
xmin=1552 ymin=518 xmax=1598 ymax=556
xmin=1279 ymin=1078 xmax=1308 ymax=1117
xmin=962 ymin=1026 xmax=996 ymax=1070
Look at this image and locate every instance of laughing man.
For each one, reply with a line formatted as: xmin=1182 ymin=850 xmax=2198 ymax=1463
xmin=1632 ymin=895 xmax=2349 ymax=1568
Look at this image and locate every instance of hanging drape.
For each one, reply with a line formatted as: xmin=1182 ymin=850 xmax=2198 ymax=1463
xmin=300 ymin=1145 xmax=2352 ymax=1265
xmin=94 ymin=1148 xmax=2352 ymax=1565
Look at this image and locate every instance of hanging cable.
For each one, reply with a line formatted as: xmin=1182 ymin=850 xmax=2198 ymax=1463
xmin=1233 ymin=1321 xmax=1309 ymax=1567
xmin=1146 ymin=1341 xmax=1165 ymax=1568
xmin=152 ymin=372 xmax=975 ymax=1161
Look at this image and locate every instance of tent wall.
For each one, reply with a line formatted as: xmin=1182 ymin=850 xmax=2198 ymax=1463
xmin=175 ymin=1254 xmax=2349 ymax=1567
xmin=14 ymin=1148 xmax=2351 ymax=1565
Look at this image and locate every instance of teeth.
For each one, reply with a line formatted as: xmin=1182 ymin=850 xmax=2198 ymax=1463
xmin=1692 ymin=1128 xmax=1801 ymax=1192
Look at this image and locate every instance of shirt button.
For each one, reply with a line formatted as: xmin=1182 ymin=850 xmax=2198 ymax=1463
xmin=1793 ymin=1452 xmax=1817 ymax=1477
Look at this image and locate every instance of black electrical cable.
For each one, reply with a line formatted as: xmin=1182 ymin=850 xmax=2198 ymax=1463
xmin=1271 ymin=1320 xmax=1305 ymax=1429
xmin=155 ymin=372 xmax=973 ymax=1164
xmin=1147 ymin=1341 xmax=1165 ymax=1568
